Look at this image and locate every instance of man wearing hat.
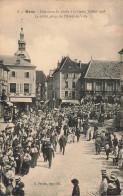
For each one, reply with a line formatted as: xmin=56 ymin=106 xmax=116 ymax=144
xmin=99 ymin=170 xmax=108 ymax=195
xmin=12 ymin=178 xmax=24 ymax=196
xmin=107 ymin=173 xmax=121 ymax=195
xmin=46 ymin=143 xmax=54 ymax=169
xmin=107 ymin=183 xmax=117 ymax=195
xmin=59 ymin=135 xmax=67 ymax=155
xmin=71 ymin=178 xmax=80 ymax=196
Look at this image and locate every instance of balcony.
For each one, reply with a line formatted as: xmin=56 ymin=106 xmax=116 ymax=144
xmin=9 ymin=92 xmax=35 ymax=97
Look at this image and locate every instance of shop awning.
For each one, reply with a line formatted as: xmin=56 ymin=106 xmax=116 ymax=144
xmin=10 ymin=97 xmax=32 ymax=103
xmin=62 ymin=100 xmax=80 ymax=104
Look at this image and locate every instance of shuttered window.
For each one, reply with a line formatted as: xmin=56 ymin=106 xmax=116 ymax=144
xmin=72 ymin=91 xmax=75 ymax=98
xmin=10 ymin=83 xmax=16 ymax=93
xmin=24 ymin=83 xmax=29 ymax=93
xmin=96 ymin=82 xmax=102 ymax=91
xmin=16 ymin=83 xmax=20 ymax=93
xmin=107 ymin=82 xmax=113 ymax=92
xmin=29 ymin=84 xmax=32 ymax=93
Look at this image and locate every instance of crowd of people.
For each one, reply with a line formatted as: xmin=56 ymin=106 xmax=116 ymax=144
xmin=99 ymin=170 xmax=121 ymax=195
xmin=0 ymin=100 xmax=122 ymax=195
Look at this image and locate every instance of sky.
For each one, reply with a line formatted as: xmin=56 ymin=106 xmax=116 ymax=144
xmin=0 ymin=0 xmax=123 ymax=75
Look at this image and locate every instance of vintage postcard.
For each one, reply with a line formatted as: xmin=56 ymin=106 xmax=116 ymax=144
xmin=0 ymin=0 xmax=123 ymax=196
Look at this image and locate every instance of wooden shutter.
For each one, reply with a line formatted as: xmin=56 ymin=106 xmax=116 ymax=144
xmin=29 ymin=71 xmax=31 ymax=79
xmin=15 ymin=72 xmax=17 ymax=78
xmin=29 ymin=83 xmax=32 ymax=93
xmin=16 ymin=83 xmax=20 ymax=93
xmin=20 ymin=83 xmax=24 ymax=93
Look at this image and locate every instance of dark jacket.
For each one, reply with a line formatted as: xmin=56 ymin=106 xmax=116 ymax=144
xmin=72 ymin=184 xmax=80 ymax=196
xmin=59 ymin=136 xmax=67 ymax=147
xmin=108 ymin=179 xmax=121 ymax=195
xmin=12 ymin=186 xmax=24 ymax=196
xmin=46 ymin=146 xmax=54 ymax=160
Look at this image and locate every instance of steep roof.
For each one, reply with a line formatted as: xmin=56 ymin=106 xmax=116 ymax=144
xmin=85 ymin=60 xmax=121 ymax=79
xmin=0 ymin=55 xmax=36 ymax=67
xmin=54 ymin=56 xmax=89 ymax=74
xmin=36 ymin=70 xmax=46 ymax=84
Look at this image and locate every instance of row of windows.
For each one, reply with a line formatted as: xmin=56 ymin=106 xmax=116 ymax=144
xmin=11 ymin=71 xmax=30 ymax=78
xmin=65 ymin=91 xmax=75 ymax=98
xmin=10 ymin=83 xmax=32 ymax=94
xmin=86 ymin=82 xmax=116 ymax=92
xmin=65 ymin=81 xmax=76 ymax=88
xmin=64 ymin=73 xmax=77 ymax=79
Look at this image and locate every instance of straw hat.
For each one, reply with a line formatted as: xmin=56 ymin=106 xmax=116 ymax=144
xmin=109 ymin=174 xmax=117 ymax=181
xmin=108 ymin=183 xmax=116 ymax=190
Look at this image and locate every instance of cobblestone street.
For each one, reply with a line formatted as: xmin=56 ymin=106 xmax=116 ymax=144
xmin=21 ymin=133 xmax=123 ymax=196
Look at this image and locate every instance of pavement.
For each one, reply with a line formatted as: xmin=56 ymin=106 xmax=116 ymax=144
xmin=21 ymin=134 xmax=123 ymax=196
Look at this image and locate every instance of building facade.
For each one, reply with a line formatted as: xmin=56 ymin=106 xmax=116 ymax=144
xmin=81 ymin=59 xmax=121 ymax=103
xmin=0 ymin=55 xmax=36 ymax=107
xmin=52 ymin=56 xmax=88 ymax=106
xmin=0 ymin=28 xmax=36 ymax=109
xmin=0 ymin=60 xmax=10 ymax=122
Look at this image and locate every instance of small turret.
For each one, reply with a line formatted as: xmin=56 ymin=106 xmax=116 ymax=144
xmin=14 ymin=27 xmax=31 ymax=63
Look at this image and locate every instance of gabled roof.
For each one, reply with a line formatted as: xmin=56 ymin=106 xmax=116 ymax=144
xmin=0 ymin=55 xmax=36 ymax=67
xmin=36 ymin=70 xmax=46 ymax=84
xmin=118 ymin=49 xmax=123 ymax=54
xmin=53 ymin=56 xmax=89 ymax=74
xmin=85 ymin=60 xmax=121 ymax=79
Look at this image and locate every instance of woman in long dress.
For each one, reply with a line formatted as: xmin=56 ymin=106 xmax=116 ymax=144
xmin=86 ymin=124 xmax=91 ymax=141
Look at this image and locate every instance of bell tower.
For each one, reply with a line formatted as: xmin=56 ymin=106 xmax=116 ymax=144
xmin=15 ymin=27 xmax=31 ymax=63
xmin=18 ymin=27 xmax=26 ymax=52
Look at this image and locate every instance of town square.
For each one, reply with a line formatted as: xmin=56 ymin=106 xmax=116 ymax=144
xmin=0 ymin=0 xmax=123 ymax=195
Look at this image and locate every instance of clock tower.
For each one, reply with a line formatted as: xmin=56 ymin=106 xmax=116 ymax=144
xmin=15 ymin=27 xmax=31 ymax=63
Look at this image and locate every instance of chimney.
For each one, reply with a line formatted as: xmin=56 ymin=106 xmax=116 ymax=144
xmin=74 ymin=59 xmax=77 ymax=63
